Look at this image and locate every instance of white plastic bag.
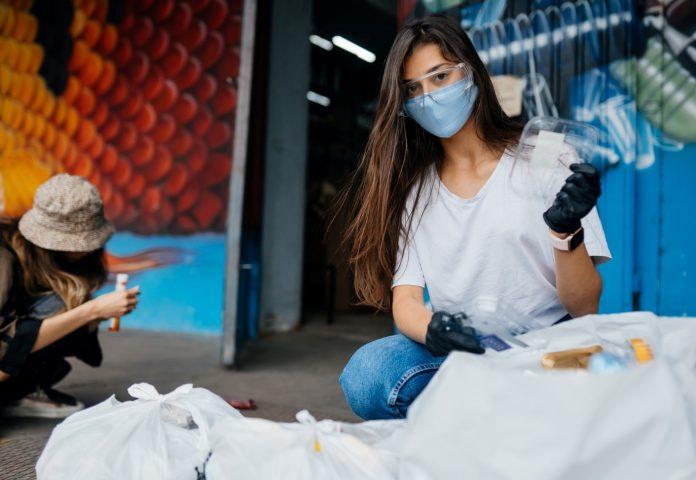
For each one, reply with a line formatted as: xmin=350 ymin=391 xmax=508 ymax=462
xmin=400 ymin=312 xmax=696 ymax=480
xmin=36 ymin=383 xmax=241 ymax=480
xmin=205 ymin=410 xmax=404 ymax=480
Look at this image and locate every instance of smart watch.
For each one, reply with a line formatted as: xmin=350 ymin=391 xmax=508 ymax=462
xmin=549 ymin=227 xmax=584 ymax=252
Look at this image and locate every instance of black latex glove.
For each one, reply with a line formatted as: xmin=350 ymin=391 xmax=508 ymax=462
xmin=425 ymin=311 xmax=484 ymax=357
xmin=543 ymin=163 xmax=601 ymax=234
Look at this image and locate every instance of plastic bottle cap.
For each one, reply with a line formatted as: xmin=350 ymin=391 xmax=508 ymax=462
xmin=630 ymin=338 xmax=654 ymax=363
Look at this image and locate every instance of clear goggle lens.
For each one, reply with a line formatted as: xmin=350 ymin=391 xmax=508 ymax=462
xmin=402 ymin=62 xmax=473 ymax=101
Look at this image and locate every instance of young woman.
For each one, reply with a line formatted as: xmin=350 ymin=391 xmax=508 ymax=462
xmin=0 ymin=174 xmax=139 ymax=418
xmin=337 ymin=16 xmax=610 ymax=420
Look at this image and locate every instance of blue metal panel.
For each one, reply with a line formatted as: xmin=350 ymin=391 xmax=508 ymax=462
xmin=658 ymin=144 xmax=696 ymax=315
xmin=634 ymin=140 xmax=663 ymax=313
xmin=597 ymin=161 xmax=635 ymax=313
xmin=236 ymin=232 xmax=262 ymax=344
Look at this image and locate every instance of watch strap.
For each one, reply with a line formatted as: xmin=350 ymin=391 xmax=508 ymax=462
xmin=549 ymin=227 xmax=584 ymax=251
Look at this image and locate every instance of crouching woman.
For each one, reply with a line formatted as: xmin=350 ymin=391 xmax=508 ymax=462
xmin=0 ymin=174 xmax=139 ymax=418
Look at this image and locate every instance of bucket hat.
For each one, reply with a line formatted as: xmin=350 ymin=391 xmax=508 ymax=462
xmin=18 ymin=174 xmax=114 ymax=252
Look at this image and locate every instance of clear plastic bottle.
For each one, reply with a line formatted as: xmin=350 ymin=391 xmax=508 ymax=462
xmin=515 ymin=116 xmax=599 ymax=170
xmin=458 ymin=295 xmax=549 ymax=351
xmin=588 ymin=338 xmax=656 ymax=373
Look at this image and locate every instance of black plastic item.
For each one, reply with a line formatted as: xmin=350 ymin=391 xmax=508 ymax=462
xmin=425 ymin=311 xmax=484 ymax=357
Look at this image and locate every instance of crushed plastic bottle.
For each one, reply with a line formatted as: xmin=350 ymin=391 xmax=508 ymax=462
xmin=588 ymin=337 xmax=655 ymax=373
xmin=515 ymin=116 xmax=599 ymax=169
xmin=458 ymin=295 xmax=549 ymax=351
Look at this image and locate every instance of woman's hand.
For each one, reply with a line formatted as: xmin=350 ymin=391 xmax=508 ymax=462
xmin=544 ymin=163 xmax=601 ymax=234
xmin=29 ymin=287 xmax=140 ymax=353
xmin=85 ymin=286 xmax=140 ymax=321
xmin=425 ymin=311 xmax=484 ymax=356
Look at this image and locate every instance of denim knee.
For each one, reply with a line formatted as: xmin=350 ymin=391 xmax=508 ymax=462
xmin=340 ymin=334 xmax=444 ymax=420
xmin=340 ymin=340 xmax=393 ymax=420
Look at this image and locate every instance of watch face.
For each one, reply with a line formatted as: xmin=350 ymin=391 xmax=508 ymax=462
xmin=569 ymin=227 xmax=585 ymax=251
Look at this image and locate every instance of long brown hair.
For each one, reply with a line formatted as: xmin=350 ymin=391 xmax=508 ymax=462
xmin=0 ymin=217 xmax=107 ymax=310
xmin=333 ymin=15 xmax=522 ymax=311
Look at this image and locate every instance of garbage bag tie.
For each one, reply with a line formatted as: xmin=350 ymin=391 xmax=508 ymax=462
xmin=127 ymin=383 xmax=194 ymax=402
xmin=294 ymin=410 xmax=322 ymax=452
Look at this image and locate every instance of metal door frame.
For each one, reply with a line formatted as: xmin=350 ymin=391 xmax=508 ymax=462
xmin=221 ymin=0 xmax=258 ymax=367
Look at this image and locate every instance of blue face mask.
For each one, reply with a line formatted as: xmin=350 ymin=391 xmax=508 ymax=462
xmin=403 ymin=78 xmax=478 ymax=138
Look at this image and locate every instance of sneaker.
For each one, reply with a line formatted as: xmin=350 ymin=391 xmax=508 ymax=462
xmin=1 ymin=387 xmax=84 ymax=419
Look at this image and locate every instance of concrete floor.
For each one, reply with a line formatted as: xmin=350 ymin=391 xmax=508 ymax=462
xmin=0 ymin=313 xmax=393 ymax=479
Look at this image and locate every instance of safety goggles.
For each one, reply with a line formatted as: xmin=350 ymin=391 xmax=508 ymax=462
xmin=401 ymin=62 xmax=474 ymax=101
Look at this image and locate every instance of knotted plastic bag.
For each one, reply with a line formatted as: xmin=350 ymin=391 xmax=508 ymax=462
xmin=205 ymin=410 xmax=405 ymax=480
xmin=36 ymin=383 xmax=241 ymax=480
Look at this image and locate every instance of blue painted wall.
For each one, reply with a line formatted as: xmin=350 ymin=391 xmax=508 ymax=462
xmin=99 ymin=233 xmax=227 ymax=335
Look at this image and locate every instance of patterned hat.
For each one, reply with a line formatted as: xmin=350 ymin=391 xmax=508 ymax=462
xmin=18 ymin=174 xmax=114 ymax=252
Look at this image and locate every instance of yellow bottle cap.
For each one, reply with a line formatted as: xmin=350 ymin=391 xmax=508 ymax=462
xmin=630 ymin=338 xmax=654 ymax=363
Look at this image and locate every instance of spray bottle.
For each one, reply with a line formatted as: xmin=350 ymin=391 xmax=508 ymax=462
xmin=109 ymin=273 xmax=129 ymax=332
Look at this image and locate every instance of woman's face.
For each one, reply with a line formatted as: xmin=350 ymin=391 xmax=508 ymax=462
xmin=402 ymin=43 xmax=457 ymax=97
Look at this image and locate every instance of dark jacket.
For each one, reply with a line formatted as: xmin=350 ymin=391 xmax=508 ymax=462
xmin=0 ymin=243 xmax=44 ymax=376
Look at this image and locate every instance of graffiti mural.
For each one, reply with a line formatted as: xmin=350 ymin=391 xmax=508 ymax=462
xmin=0 ymin=0 xmax=243 ymax=333
xmin=399 ymin=0 xmax=696 ymax=315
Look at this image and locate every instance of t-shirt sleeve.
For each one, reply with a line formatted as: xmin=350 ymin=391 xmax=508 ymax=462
xmin=392 ymin=230 xmax=425 ymax=288
xmin=547 ymin=146 xmax=611 ymax=265
xmin=392 ymin=194 xmax=426 ymax=291
xmin=581 ymin=206 xmax=611 ymax=265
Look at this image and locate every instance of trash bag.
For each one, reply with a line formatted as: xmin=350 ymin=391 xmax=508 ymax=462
xmin=205 ymin=410 xmax=405 ymax=480
xmin=36 ymin=383 xmax=241 ymax=480
xmin=400 ymin=313 xmax=696 ymax=480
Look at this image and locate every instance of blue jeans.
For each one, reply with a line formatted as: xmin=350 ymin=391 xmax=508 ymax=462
xmin=340 ymin=315 xmax=574 ymax=420
xmin=339 ymin=334 xmax=445 ymax=420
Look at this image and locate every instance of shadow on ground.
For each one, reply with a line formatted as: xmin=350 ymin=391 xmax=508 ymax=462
xmin=0 ymin=313 xmax=393 ymax=479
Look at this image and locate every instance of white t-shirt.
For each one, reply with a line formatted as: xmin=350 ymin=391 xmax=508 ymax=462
xmin=392 ymin=148 xmax=611 ymax=329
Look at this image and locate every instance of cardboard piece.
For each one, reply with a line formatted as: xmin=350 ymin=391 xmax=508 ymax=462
xmin=531 ymin=130 xmax=566 ymax=168
xmin=491 ymin=75 xmax=524 ymax=117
